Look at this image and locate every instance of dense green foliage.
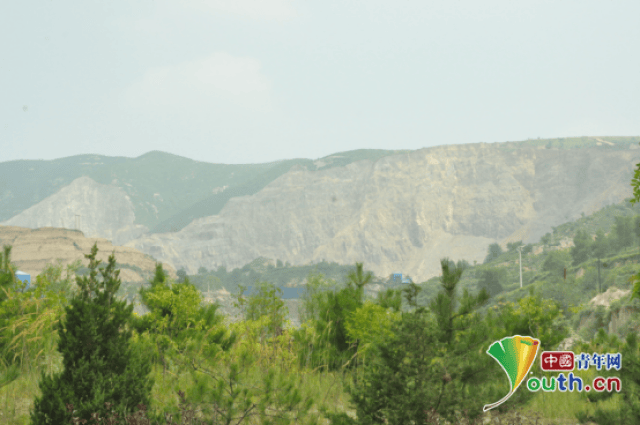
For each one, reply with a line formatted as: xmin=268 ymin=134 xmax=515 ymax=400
xmin=542 ymin=250 xmax=570 ymax=275
xmin=476 ymin=266 xmax=507 ymax=296
xmin=233 ymin=281 xmax=288 ymax=339
xmin=0 ymin=260 xmax=79 ymax=375
xmin=572 ymin=229 xmax=594 ymax=265
xmin=293 ymin=263 xmax=372 ymax=372
xmin=484 ymin=243 xmax=504 ymax=264
xmin=506 ymin=240 xmax=524 ymax=252
xmin=335 ymin=259 xmax=494 ymax=424
xmin=189 ymin=258 xmax=388 ymax=297
xmin=572 ymin=330 xmax=640 ymax=424
xmin=30 ymin=243 xmax=154 ymax=424
xmin=131 ymin=262 xmax=236 ymax=379
xmin=566 ymin=151 xmax=640 ymax=423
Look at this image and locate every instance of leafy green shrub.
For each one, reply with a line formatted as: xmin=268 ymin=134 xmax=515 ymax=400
xmin=484 ymin=243 xmax=504 ymax=264
xmin=612 ymin=216 xmax=636 ymax=251
xmin=543 ymin=250 xmax=571 ymax=276
xmin=233 ymin=281 xmax=288 ymax=339
xmin=476 ymin=267 xmax=506 ymax=297
xmin=507 ymin=241 xmax=524 ymax=252
xmin=486 ymin=289 xmax=568 ymax=351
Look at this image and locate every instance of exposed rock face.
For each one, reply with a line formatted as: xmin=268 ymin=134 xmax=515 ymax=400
xmin=0 ymin=176 xmax=148 ymax=245
xmin=589 ymin=287 xmax=631 ymax=307
xmin=557 ymin=330 xmax=583 ymax=351
xmin=126 ymin=144 xmax=640 ymax=282
xmin=608 ymin=305 xmax=640 ymax=335
xmin=571 ymin=287 xmax=640 ymax=340
xmin=0 ymin=225 xmax=177 ymax=283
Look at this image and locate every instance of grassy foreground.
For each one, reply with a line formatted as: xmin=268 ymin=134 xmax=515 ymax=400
xmin=0 ymin=333 xmax=623 ymax=425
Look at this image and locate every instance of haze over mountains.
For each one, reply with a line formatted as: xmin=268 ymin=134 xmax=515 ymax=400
xmin=2 ymin=136 xmax=640 ymax=282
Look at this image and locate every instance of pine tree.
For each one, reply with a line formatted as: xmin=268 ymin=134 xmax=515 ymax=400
xmin=296 ymin=263 xmax=371 ymax=371
xmin=613 ymin=215 xmax=635 ymax=250
xmin=340 ymin=259 xmax=493 ymax=424
xmin=592 ymin=228 xmax=610 ymax=259
xmin=572 ymin=229 xmax=593 ymax=265
xmin=345 ymin=262 xmax=373 ymax=292
xmin=340 ymin=304 xmax=441 ymax=425
xmin=138 ymin=262 xmax=167 ymax=315
xmin=30 ymin=243 xmax=154 ymax=424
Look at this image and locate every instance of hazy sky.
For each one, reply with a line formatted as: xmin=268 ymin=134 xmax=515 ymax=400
xmin=2 ymin=1 xmax=639 ymax=164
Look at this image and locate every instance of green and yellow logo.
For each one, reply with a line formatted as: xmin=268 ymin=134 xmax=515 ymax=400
xmin=483 ymin=335 xmax=540 ymax=412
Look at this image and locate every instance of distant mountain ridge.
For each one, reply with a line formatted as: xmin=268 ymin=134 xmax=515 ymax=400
xmin=2 ymin=136 xmax=640 ymax=283
xmin=125 ymin=139 xmax=640 ymax=282
xmin=0 ymin=151 xmax=276 ymax=230
xmin=0 ymin=149 xmax=410 ymax=234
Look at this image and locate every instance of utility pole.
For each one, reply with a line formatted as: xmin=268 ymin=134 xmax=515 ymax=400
xmin=517 ymin=245 xmax=523 ymax=289
xmin=597 ymin=259 xmax=601 ymax=293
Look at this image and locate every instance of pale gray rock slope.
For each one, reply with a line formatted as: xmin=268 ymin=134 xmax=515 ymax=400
xmin=125 ymin=143 xmax=640 ymax=282
xmin=0 ymin=176 xmax=148 ymax=245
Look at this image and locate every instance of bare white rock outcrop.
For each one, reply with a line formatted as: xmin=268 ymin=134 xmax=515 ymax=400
xmin=125 ymin=144 xmax=640 ymax=282
xmin=0 ymin=176 xmax=148 ymax=245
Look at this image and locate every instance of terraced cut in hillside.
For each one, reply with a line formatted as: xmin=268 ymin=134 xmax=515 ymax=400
xmin=0 ymin=225 xmax=176 ymax=283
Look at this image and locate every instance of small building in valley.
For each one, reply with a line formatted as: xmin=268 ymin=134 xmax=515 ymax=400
xmin=392 ymin=272 xmax=413 ymax=284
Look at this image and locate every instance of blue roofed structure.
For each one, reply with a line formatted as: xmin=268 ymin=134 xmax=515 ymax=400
xmin=392 ymin=272 xmax=412 ymax=284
